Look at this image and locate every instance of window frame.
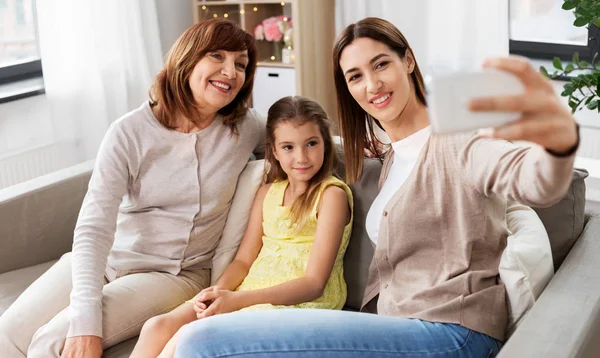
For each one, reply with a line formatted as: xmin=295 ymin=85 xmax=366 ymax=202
xmin=0 ymin=59 xmax=42 ymax=85
xmin=0 ymin=0 xmax=44 ymax=103
xmin=509 ymin=24 xmax=600 ymax=62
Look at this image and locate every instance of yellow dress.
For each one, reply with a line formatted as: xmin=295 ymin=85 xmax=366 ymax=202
xmin=235 ymin=175 xmax=353 ymax=311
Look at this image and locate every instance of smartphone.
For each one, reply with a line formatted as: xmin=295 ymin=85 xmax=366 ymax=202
xmin=428 ymin=69 xmax=525 ymax=134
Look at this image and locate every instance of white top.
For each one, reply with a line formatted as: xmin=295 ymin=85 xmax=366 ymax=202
xmin=366 ymin=126 xmax=431 ymax=244
xmin=69 ymin=102 xmax=264 ymax=338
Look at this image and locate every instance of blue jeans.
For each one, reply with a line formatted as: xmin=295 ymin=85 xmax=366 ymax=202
xmin=175 ymin=309 xmax=502 ymax=357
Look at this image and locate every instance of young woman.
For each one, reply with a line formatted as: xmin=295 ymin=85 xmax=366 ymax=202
xmin=130 ymin=96 xmax=353 ymax=358
xmin=0 ymin=19 xmax=264 ymax=358
xmin=173 ymin=17 xmax=578 ymax=358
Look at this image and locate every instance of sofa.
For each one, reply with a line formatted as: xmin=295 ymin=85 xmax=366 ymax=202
xmin=0 ymin=156 xmax=598 ymax=358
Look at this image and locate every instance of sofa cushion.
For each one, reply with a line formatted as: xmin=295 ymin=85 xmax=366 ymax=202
xmin=499 ymin=203 xmax=553 ymax=337
xmin=334 ymin=153 xmax=382 ymax=311
xmin=102 ymin=337 xmax=138 ymax=358
xmin=0 ymin=260 xmax=57 ymax=316
xmin=532 ymin=168 xmax=588 ymax=271
xmin=211 ymin=160 xmax=265 ymax=284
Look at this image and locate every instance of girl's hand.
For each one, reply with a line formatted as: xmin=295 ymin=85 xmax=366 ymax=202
xmin=193 ymin=285 xmax=221 ymax=317
xmin=469 ymin=56 xmax=578 ymax=155
xmin=195 ymin=289 xmax=244 ymax=319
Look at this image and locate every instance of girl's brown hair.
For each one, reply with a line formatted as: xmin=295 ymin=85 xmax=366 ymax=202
xmin=150 ymin=18 xmax=257 ymax=135
xmin=332 ymin=17 xmax=427 ymax=183
xmin=265 ymin=96 xmax=338 ymax=231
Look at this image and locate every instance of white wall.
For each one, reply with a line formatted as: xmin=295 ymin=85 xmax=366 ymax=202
xmin=0 ymin=95 xmax=52 ymax=156
xmin=0 ymin=2 xmax=194 ymax=188
xmin=154 ymin=0 xmax=194 ymax=56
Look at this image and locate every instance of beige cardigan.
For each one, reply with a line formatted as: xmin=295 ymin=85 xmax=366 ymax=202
xmin=361 ymin=132 xmax=575 ymax=341
xmin=70 ymin=102 xmax=264 ymax=338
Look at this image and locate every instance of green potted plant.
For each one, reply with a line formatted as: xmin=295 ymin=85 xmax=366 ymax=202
xmin=540 ymin=0 xmax=599 ymax=113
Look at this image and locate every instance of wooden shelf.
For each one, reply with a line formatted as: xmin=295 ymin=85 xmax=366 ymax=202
xmin=243 ymin=0 xmax=289 ymax=4
xmin=196 ymin=1 xmax=242 ymax=5
xmin=195 ymin=0 xmax=289 ymax=5
xmin=257 ymin=61 xmax=294 ymax=68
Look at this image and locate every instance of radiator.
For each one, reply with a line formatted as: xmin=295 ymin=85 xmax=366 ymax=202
xmin=579 ymin=127 xmax=600 ymax=159
xmin=0 ymin=144 xmax=68 ymax=190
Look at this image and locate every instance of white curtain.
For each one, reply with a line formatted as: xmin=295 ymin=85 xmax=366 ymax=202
xmin=36 ymin=0 xmax=164 ymax=166
xmin=335 ymin=0 xmax=509 ymax=80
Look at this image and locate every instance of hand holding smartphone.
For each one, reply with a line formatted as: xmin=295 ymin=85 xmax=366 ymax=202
xmin=428 ymin=69 xmax=525 ymax=134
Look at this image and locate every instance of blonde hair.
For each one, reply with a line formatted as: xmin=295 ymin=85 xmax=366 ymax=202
xmin=149 ymin=19 xmax=257 ymax=135
xmin=265 ymin=96 xmax=338 ymax=231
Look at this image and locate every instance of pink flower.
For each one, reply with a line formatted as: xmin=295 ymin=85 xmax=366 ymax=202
xmin=259 ymin=15 xmax=291 ymax=42
xmin=254 ymin=24 xmax=264 ymax=41
xmin=263 ymin=18 xmax=283 ymax=42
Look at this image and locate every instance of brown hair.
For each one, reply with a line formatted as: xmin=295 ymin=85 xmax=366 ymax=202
xmin=265 ymin=96 xmax=338 ymax=231
xmin=149 ymin=19 xmax=257 ymax=134
xmin=332 ymin=17 xmax=427 ymax=183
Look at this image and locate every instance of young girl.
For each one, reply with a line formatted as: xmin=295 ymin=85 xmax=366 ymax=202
xmin=130 ymin=96 xmax=353 ymax=358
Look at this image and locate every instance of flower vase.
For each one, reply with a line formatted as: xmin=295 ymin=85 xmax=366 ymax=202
xmin=272 ymin=41 xmax=283 ymax=62
xmin=282 ymin=46 xmax=294 ymax=65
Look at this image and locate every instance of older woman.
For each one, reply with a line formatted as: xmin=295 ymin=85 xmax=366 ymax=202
xmin=0 ymin=19 xmax=264 ymax=358
xmin=173 ymin=17 xmax=577 ymax=358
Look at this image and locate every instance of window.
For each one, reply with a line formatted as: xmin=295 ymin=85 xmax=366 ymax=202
xmin=509 ymin=0 xmax=600 ymax=62
xmin=0 ymin=0 xmax=42 ymax=86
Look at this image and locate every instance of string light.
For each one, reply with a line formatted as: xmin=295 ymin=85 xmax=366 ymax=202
xmin=270 ymin=56 xmax=276 ymax=61
xmin=253 ymin=7 xmax=258 ymax=11
xmin=283 ymin=17 xmax=288 ymax=21
xmin=281 ymin=2 xmax=285 ymax=6
xmin=240 ymin=9 xmax=245 ymax=14
xmin=213 ymin=13 xmax=218 ymax=18
xmin=224 ymin=13 xmax=229 ymax=18
xmin=287 ymin=46 xmax=292 ymax=50
xmin=201 ymin=5 xmax=206 ymax=10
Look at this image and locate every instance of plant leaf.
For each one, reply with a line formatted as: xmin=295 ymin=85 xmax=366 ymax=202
xmin=562 ymin=0 xmax=577 ymax=10
xmin=573 ymin=52 xmax=580 ymax=65
xmin=574 ymin=17 xmax=589 ymax=27
xmin=580 ymin=61 xmax=590 ymax=68
xmin=565 ymin=64 xmax=575 ymax=73
xmin=563 ymin=0 xmax=577 ymax=10
xmin=553 ymin=57 xmax=563 ymax=70
xmin=540 ymin=66 xmax=549 ymax=78
xmin=569 ymin=99 xmax=578 ymax=108
xmin=587 ymin=100 xmax=599 ymax=110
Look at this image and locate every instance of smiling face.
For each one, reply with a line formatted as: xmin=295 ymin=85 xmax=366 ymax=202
xmin=189 ymin=49 xmax=249 ymax=113
xmin=339 ymin=37 xmax=415 ymax=125
xmin=272 ymin=120 xmax=325 ymax=184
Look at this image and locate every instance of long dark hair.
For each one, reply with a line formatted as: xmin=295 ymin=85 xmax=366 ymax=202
xmin=332 ymin=17 xmax=427 ymax=183
xmin=150 ymin=18 xmax=257 ymax=135
xmin=265 ymin=96 xmax=337 ymax=230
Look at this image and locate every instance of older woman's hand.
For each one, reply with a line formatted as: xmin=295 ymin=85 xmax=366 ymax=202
xmin=469 ymin=56 xmax=578 ymax=155
xmin=61 ymin=336 xmax=102 ymax=358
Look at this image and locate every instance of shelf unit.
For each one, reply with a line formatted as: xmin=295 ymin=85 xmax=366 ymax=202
xmin=192 ymin=0 xmax=337 ymax=124
xmin=194 ymin=0 xmax=293 ymax=67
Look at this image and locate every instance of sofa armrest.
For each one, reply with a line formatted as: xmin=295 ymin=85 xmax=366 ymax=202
xmin=0 ymin=160 xmax=93 ymax=274
xmin=499 ymin=212 xmax=600 ymax=358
